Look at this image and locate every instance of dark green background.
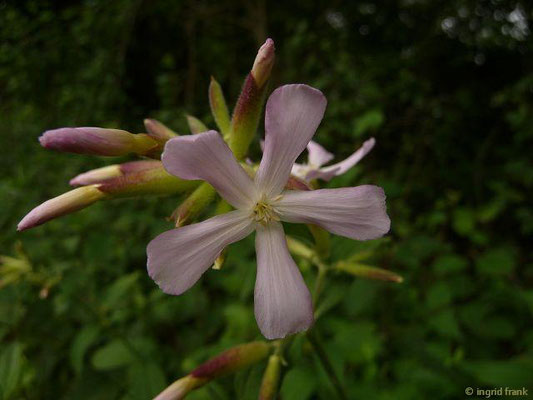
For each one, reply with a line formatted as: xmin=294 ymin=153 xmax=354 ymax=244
xmin=1 ymin=0 xmax=532 ymax=399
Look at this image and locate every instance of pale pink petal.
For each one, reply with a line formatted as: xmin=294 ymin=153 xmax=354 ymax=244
xmin=162 ymin=131 xmax=257 ymax=209
xmin=290 ymin=163 xmax=308 ymax=179
xmin=254 ymin=221 xmax=314 ymax=339
xmin=147 ymin=210 xmax=254 ymax=295
xmin=255 ymin=85 xmax=327 ymax=197
xmin=305 ymin=167 xmax=340 ymax=182
xmin=319 ymin=137 xmax=376 ymax=179
xmin=307 ymin=141 xmax=334 ymax=167
xmin=276 ymin=185 xmax=390 ymax=240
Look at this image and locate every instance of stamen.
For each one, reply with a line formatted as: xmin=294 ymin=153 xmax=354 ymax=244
xmin=251 ymin=198 xmax=280 ymax=225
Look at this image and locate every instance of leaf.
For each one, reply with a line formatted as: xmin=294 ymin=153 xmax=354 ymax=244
xmin=432 ymin=254 xmax=468 ymax=274
xmin=353 ymin=109 xmax=384 ymax=136
xmin=463 ymin=359 xmax=533 ymax=387
xmin=0 ymin=342 xmax=24 ymax=399
xmin=280 ymin=366 xmax=317 ymax=400
xmin=70 ymin=325 xmax=101 ymax=374
xmin=91 ymin=339 xmax=136 ymax=370
xmin=102 ymin=272 xmax=140 ymax=310
xmin=126 ymin=362 xmax=166 ymax=400
xmin=476 ymin=248 xmax=516 ymax=275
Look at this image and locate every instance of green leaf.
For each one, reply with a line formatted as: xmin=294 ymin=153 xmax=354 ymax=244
xmin=463 ymin=359 xmax=533 ymax=387
xmin=102 ymin=272 xmax=140 ymax=309
xmin=91 ymin=339 xmax=136 ymax=370
xmin=0 ymin=342 xmax=24 ymax=399
xmin=353 ymin=109 xmax=384 ymax=136
xmin=70 ymin=325 xmax=101 ymax=374
xmin=476 ymin=247 xmax=516 ymax=275
xmin=432 ymin=254 xmax=468 ymax=274
xmin=280 ymin=366 xmax=317 ymax=400
xmin=126 ymin=362 xmax=166 ymax=399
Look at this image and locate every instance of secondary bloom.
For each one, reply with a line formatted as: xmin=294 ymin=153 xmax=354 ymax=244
xmin=147 ymin=84 xmax=390 ymax=339
xmin=291 ymin=137 xmax=376 ymax=182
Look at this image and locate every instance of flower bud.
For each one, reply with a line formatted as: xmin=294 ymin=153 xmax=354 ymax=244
xmin=185 ymin=115 xmax=208 ymax=134
xmin=69 ymin=160 xmax=161 ymax=186
xmin=190 ymin=341 xmax=270 ymax=380
xmin=209 ymin=77 xmax=231 ymax=137
xmin=97 ymin=163 xmax=198 ymax=198
xmin=259 ymin=354 xmax=281 ymax=400
xmin=144 ymin=118 xmax=178 ymax=141
xmin=39 ymin=127 xmax=160 ymax=157
xmin=230 ymin=39 xmax=276 ymax=160
xmin=18 ymin=164 xmax=198 ymax=231
xmin=154 ymin=342 xmax=271 ymax=400
xmin=17 ymin=186 xmax=105 ymax=231
xmin=251 ymin=38 xmax=275 ymax=88
xmin=335 ymin=262 xmax=403 ymax=283
xmin=153 ymin=375 xmax=205 ymax=400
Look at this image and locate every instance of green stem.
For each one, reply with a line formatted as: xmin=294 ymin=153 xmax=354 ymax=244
xmin=312 ymin=262 xmax=328 ymax=304
xmin=306 ymin=330 xmax=349 ymax=400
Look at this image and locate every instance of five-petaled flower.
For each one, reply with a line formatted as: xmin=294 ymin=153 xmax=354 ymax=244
xmin=291 ymin=137 xmax=376 ymax=182
xmin=147 ymin=84 xmax=390 ymax=339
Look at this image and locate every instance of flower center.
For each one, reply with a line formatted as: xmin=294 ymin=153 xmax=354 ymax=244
xmin=252 ymin=198 xmax=280 ymax=225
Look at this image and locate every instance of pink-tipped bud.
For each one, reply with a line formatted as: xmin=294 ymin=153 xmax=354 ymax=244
xmin=153 ymin=375 xmax=204 ymax=400
xmin=251 ymin=38 xmax=275 ymax=88
xmin=39 ymin=127 xmax=159 ymax=157
xmin=154 ymin=342 xmax=271 ymax=400
xmin=69 ymin=165 xmax=121 ymax=186
xmin=143 ymin=119 xmax=178 ymax=141
xmin=69 ymin=160 xmax=161 ymax=186
xmin=17 ymin=186 xmax=105 ymax=231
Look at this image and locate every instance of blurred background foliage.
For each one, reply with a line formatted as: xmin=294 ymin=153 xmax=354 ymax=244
xmin=1 ymin=0 xmax=532 ymax=399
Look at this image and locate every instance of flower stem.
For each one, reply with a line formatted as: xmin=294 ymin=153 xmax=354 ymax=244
xmin=306 ymin=330 xmax=349 ymax=400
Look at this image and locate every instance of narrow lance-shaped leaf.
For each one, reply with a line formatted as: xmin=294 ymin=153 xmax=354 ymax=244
xmin=186 ymin=114 xmax=209 ymax=134
xmin=209 ymin=77 xmax=231 ymax=137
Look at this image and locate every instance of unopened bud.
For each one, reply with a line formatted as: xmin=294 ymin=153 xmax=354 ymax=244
xmin=17 ymin=186 xmax=105 ymax=231
xmin=144 ymin=118 xmax=178 ymax=141
xmin=185 ymin=115 xmax=208 ymax=134
xmin=39 ymin=127 xmax=160 ymax=157
xmin=154 ymin=342 xmax=271 ymax=400
xmin=69 ymin=160 xmax=161 ymax=186
xmin=259 ymin=354 xmax=281 ymax=400
xmin=172 ymin=182 xmax=216 ymax=227
xmin=97 ymin=163 xmax=198 ymax=198
xmin=229 ymin=39 xmax=276 ymax=160
xmin=209 ymin=77 xmax=231 ymax=137
xmin=153 ymin=375 xmax=205 ymax=400
xmin=335 ymin=262 xmax=404 ymax=283
xmin=19 ymin=164 xmax=198 ymax=231
xmin=251 ymin=38 xmax=275 ymax=88
xmin=191 ymin=341 xmax=270 ymax=380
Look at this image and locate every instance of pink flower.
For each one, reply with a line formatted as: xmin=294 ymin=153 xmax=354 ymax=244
xmin=291 ymin=137 xmax=376 ymax=182
xmin=147 ymin=84 xmax=390 ymax=339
